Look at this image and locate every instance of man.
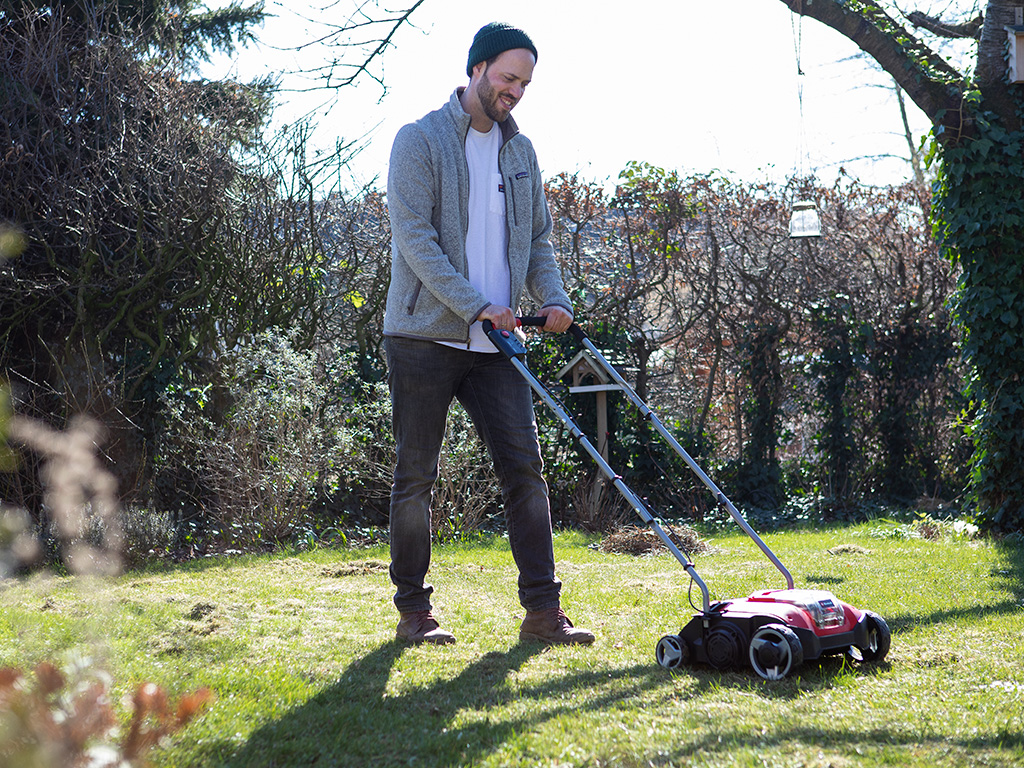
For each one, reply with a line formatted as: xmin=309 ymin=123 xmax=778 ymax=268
xmin=383 ymin=22 xmax=594 ymax=647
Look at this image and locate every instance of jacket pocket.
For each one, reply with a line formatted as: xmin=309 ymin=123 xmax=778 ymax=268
xmin=506 ymin=173 xmax=519 ymax=227
xmin=509 ymin=171 xmax=536 ymax=230
xmin=406 ymin=281 xmax=422 ymax=315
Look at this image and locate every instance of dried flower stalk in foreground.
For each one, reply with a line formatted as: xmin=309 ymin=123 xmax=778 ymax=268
xmin=6 ymin=414 xmax=123 ymax=576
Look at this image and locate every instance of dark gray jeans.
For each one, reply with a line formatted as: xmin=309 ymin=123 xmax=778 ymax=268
xmin=384 ymin=335 xmax=561 ymax=614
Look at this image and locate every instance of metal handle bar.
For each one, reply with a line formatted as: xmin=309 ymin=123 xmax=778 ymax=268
xmin=514 ymin=318 xmax=795 ymax=591
xmin=481 ymin=317 xmax=712 ymax=610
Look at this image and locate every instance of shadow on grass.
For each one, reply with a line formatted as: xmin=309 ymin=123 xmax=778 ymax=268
xmin=674 ymin=723 xmax=1024 ymax=764
xmin=993 ymin=537 xmax=1024 ymax=602
xmin=885 ymin=597 xmax=1024 ymax=634
xmin=211 ymin=640 xmax=668 ymax=767
xmin=885 ymin=538 xmax=1024 ymax=634
xmin=205 ymin=639 xmax=555 ymax=767
xmin=184 ymin=637 xmax=886 ymax=768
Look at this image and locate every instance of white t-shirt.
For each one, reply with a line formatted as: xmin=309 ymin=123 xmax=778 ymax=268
xmin=438 ymin=121 xmax=510 ymax=352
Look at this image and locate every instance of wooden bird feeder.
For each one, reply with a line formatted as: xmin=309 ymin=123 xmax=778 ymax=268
xmin=1007 ymin=23 xmax=1024 ymax=83
xmin=1008 ymin=11 xmax=1024 ymax=84
xmin=557 ymin=350 xmax=620 ymax=462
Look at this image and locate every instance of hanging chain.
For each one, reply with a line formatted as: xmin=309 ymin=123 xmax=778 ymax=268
xmin=790 ymin=1 xmax=808 ymax=180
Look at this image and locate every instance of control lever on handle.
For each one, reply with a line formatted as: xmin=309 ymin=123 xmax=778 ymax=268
xmin=481 ymin=319 xmax=527 ymax=360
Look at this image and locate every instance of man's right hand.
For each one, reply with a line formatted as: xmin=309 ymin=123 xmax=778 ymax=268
xmin=476 ymin=304 xmax=516 ymax=332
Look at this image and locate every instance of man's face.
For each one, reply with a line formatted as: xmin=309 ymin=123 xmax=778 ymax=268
xmin=473 ymin=48 xmax=535 ymax=124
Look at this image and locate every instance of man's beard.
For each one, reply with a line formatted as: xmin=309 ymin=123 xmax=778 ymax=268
xmin=478 ymin=76 xmax=513 ymax=124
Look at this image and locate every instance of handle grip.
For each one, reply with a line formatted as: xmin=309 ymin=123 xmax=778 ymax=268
xmin=517 ymin=316 xmax=548 ymax=327
xmin=481 ymin=316 xmax=546 ymax=333
xmin=483 ymin=316 xmax=588 ymax=343
xmin=518 ymin=315 xmax=588 ymax=343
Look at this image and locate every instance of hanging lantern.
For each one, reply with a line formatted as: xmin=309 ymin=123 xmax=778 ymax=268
xmin=789 ymin=200 xmax=821 ymax=238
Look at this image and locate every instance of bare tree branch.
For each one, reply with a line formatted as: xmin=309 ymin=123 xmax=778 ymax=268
xmin=905 ymin=10 xmax=983 ymax=39
xmin=280 ymin=0 xmax=426 ymax=93
xmin=775 ymin=0 xmax=965 ymax=131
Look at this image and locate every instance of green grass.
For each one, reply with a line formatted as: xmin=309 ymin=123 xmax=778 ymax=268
xmin=2 ymin=523 xmax=1023 ymax=767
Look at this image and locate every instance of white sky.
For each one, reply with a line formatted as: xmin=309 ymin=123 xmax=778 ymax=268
xmin=204 ymin=0 xmax=942 ymax=191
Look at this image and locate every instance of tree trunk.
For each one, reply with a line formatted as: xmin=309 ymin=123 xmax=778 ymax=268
xmin=977 ymin=0 xmax=1018 ymax=86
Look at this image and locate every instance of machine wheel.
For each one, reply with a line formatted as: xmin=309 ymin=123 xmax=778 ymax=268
xmin=705 ymin=624 xmax=744 ymax=670
xmin=847 ymin=610 xmax=891 ymax=663
xmin=655 ymin=634 xmax=689 ymax=669
xmin=748 ymin=623 xmax=804 ymax=680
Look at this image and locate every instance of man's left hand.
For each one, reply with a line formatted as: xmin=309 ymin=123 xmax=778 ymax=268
xmin=538 ymin=306 xmax=573 ymax=333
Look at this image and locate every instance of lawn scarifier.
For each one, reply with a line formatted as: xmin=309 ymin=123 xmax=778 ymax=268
xmin=484 ymin=317 xmax=891 ymax=680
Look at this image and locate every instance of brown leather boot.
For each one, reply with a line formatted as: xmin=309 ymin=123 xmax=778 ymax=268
xmin=519 ymin=607 xmax=595 ymax=645
xmin=396 ymin=610 xmax=456 ymax=645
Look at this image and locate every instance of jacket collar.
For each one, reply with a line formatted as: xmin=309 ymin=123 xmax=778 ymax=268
xmin=449 ymin=87 xmax=519 ymax=144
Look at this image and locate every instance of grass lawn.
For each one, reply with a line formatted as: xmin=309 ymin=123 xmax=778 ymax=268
xmin=1 ymin=523 xmax=1023 ymax=767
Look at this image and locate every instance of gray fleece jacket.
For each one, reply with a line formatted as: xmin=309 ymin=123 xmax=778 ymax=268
xmin=383 ymin=88 xmax=572 ymax=344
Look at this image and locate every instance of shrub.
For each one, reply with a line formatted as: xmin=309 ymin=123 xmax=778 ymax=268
xmin=177 ymin=329 xmax=360 ymax=548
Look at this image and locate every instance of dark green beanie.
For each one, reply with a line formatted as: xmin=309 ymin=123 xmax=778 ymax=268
xmin=466 ymin=22 xmax=537 ymax=77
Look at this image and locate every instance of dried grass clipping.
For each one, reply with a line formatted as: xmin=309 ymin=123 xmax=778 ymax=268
xmin=599 ymin=524 xmax=709 ymax=556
